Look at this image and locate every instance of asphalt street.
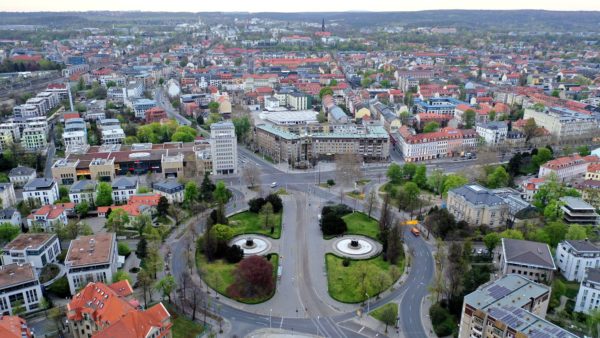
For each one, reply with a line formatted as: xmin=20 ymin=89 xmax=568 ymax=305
xmin=168 ymin=146 xmax=437 ymax=338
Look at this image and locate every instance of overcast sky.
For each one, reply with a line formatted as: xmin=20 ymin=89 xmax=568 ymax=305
xmin=2 ymin=0 xmax=600 ymax=12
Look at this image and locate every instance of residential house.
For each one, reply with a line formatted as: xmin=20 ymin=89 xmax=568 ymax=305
xmin=69 ymin=180 xmax=97 ymax=206
xmin=0 ymin=209 xmax=21 ymax=226
xmin=458 ymin=274 xmax=576 ymax=338
xmin=26 ymin=203 xmax=71 ymax=232
xmin=538 ymin=154 xmax=595 ymax=182
xmin=446 ymin=184 xmax=509 ymax=228
xmin=111 ymin=176 xmax=138 ymax=204
xmin=2 ymin=234 xmax=61 ymax=270
xmin=556 ymin=240 xmax=600 ymax=282
xmin=396 ymin=126 xmax=478 ymax=162
xmin=65 ymin=233 xmax=119 ymax=295
xmin=0 ymin=263 xmax=43 ymax=315
xmin=500 ymin=238 xmax=556 ymax=283
xmin=8 ymin=166 xmax=36 ymax=188
xmin=67 ymin=281 xmax=172 ymax=338
xmin=575 ymin=268 xmax=600 ymax=314
xmin=0 ymin=183 xmax=16 ymax=209
xmin=22 ymin=178 xmax=59 ymax=206
xmin=476 ymin=121 xmax=508 ymax=145
xmin=152 ymin=180 xmax=184 ymax=204
xmin=0 ymin=315 xmax=33 ymax=338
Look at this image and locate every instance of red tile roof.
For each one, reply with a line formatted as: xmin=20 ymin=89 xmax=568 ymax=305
xmin=0 ymin=316 xmax=32 ymax=338
xmin=27 ymin=204 xmax=69 ymax=220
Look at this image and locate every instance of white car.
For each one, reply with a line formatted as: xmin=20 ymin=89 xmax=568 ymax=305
xmin=271 ymin=182 xmax=278 ymax=188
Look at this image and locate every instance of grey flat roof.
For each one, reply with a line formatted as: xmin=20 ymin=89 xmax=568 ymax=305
xmin=560 ymin=196 xmax=595 ymax=210
xmin=502 ymin=238 xmax=556 ymax=270
xmin=24 ymin=178 xmax=55 ymax=190
xmin=9 ymin=166 xmax=35 ymax=176
xmin=564 ymin=240 xmax=600 ymax=253
xmin=112 ymin=176 xmax=137 ymax=190
xmin=69 ymin=180 xmax=97 ymax=193
xmin=450 ymin=184 xmax=505 ymax=206
xmin=585 ymin=268 xmax=600 ymax=284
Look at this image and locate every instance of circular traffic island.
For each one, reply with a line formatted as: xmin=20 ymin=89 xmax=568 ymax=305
xmin=230 ymin=235 xmax=273 ymax=256
xmin=331 ymin=235 xmax=382 ymax=259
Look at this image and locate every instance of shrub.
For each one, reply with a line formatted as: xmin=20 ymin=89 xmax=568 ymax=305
xmin=248 ymin=197 xmax=265 ymax=213
xmin=429 ymin=303 xmax=456 ymax=337
xmin=342 ymin=258 xmax=350 ymax=267
xmin=320 ymin=212 xmax=347 ymax=236
xmin=327 ymin=179 xmax=335 ymax=186
xmin=225 ymin=245 xmax=244 ymax=264
xmin=47 ymin=276 xmax=70 ymax=298
xmin=118 ymin=242 xmax=131 ymax=257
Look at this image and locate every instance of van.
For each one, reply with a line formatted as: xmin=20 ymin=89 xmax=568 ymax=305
xmin=270 ymin=182 xmax=278 ymax=188
xmin=411 ymin=227 xmax=421 ymax=236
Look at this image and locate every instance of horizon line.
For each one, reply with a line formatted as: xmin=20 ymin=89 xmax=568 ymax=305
xmin=2 ymin=8 xmax=600 ymax=13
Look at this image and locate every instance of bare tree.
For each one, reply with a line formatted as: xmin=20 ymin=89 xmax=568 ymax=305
xmin=242 ymin=165 xmax=261 ymax=189
xmin=189 ymin=283 xmax=203 ymax=321
xmin=364 ymin=190 xmax=379 ymax=218
xmin=335 ymin=153 xmax=363 ymax=192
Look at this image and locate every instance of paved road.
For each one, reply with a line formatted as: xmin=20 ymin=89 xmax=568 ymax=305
xmin=168 ymin=147 xmax=436 ymax=338
xmin=44 ymin=140 xmax=56 ymax=178
xmin=154 ymin=87 xmax=191 ymax=126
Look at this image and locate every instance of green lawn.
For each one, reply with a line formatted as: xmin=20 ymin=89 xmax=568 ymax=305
xmin=196 ymin=252 xmax=279 ymax=304
xmin=325 ymin=253 xmax=404 ymax=303
xmin=164 ymin=304 xmax=205 ymax=338
xmin=229 ymin=211 xmax=282 ymax=239
xmin=342 ymin=212 xmax=380 ymax=239
xmin=371 ymin=302 xmax=398 ymax=322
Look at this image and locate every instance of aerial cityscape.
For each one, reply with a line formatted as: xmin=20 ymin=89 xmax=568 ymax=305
xmin=1 ymin=4 xmax=600 ymax=338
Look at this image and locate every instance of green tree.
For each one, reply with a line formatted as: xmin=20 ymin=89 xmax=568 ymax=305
xmin=96 ymin=182 xmax=113 ymax=206
xmin=527 ymin=228 xmax=551 ymax=245
xmin=208 ymin=101 xmax=219 ymax=114
xmin=200 ymin=172 xmax=215 ymax=201
xmin=412 ymin=165 xmax=427 ymax=188
xmin=260 ymin=202 xmax=274 ymax=229
xmin=319 ymin=86 xmax=333 ymax=99
xmin=209 ymin=224 xmax=234 ymax=243
xmin=171 ymin=131 xmax=194 ymax=142
xmin=157 ymin=196 xmax=169 ymax=215
xmin=486 ymin=166 xmax=510 ymax=189
xmin=213 ymin=181 xmax=231 ymax=224
xmin=442 ymin=174 xmax=468 ymax=196
xmin=113 ymin=270 xmax=132 ymax=283
xmin=427 ymin=169 xmax=446 ymax=197
xmin=566 ymin=224 xmax=587 ymax=240
xmin=423 ymin=121 xmax=440 ymax=133
xmin=75 ymin=202 xmax=89 ymax=219
xmin=464 ymin=109 xmax=476 ymax=129
xmin=533 ymin=173 xmax=580 ymax=210
xmin=77 ymin=77 xmax=85 ymax=91
xmin=386 ymin=163 xmax=404 ymax=185
xmin=232 ymin=116 xmax=251 ymax=142
xmin=183 ymin=181 xmax=199 ymax=208
xmin=499 ymin=229 xmax=524 ymax=240
xmin=398 ymin=182 xmax=420 ymax=217
xmin=402 ymin=163 xmax=417 ymax=180
xmin=136 ymin=237 xmax=148 ymax=259
xmin=11 ymin=300 xmax=25 ymax=316
xmin=378 ymin=305 xmax=397 ymax=333
xmin=551 ymin=89 xmax=560 ymax=98
xmin=577 ymin=145 xmax=591 ymax=156
xmin=155 ymin=275 xmax=176 ymax=303
xmin=544 ymin=221 xmax=568 ymax=247
xmin=106 ymin=209 xmax=129 ymax=233
xmin=532 ymin=148 xmax=553 ymax=169
xmin=483 ymin=232 xmax=501 ymax=255
xmin=0 ymin=223 xmax=20 ymax=243
xmin=488 ymin=110 xmax=496 ymax=121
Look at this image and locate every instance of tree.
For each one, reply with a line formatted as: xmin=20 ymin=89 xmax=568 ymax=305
xmin=364 ymin=190 xmax=379 ymax=218
xmin=533 ymin=173 xmax=580 ymax=210
xmin=200 ymin=172 xmax=216 ymax=201
xmin=446 ymin=242 xmax=466 ymax=299
xmin=522 ymin=118 xmax=538 ymax=142
xmin=75 ymin=202 xmax=89 ymax=219
xmin=566 ymin=224 xmax=587 ymax=240
xmin=209 ymin=224 xmax=234 ymax=243
xmin=532 ymin=148 xmax=553 ymax=169
xmin=577 ymin=145 xmax=591 ymax=156
xmin=107 ymin=209 xmax=129 ymax=233
xmin=157 ymin=196 xmax=169 ymax=215
xmin=242 ymin=165 xmax=261 ymax=189
xmin=260 ymin=202 xmax=274 ymax=229
xmin=319 ymin=86 xmax=333 ymax=99
xmin=232 ymin=116 xmax=251 ymax=142
xmin=113 ymin=270 xmax=132 ymax=283
xmin=544 ymin=221 xmax=568 ymax=247
xmin=464 ymin=109 xmax=476 ymax=129
xmin=11 ymin=300 xmax=25 ymax=316
xmin=489 ymin=110 xmax=496 ymax=121
xmin=248 ymin=197 xmax=266 ymax=213
xmin=155 ymin=275 xmax=176 ymax=303
xmin=228 ymin=256 xmax=274 ymax=298
xmin=486 ymin=166 xmax=510 ymax=189
xmin=427 ymin=169 xmax=446 ymax=197
xmin=499 ymin=229 xmax=524 ymax=240
xmin=412 ymin=165 xmax=427 ymax=188
xmin=423 ymin=121 xmax=440 ymax=133
xmin=208 ymin=102 xmax=219 ymax=114
xmin=483 ymin=232 xmax=501 ymax=256
xmin=442 ymin=174 xmax=468 ymax=197
xmin=58 ymin=186 xmax=70 ymax=202
xmin=335 ymin=153 xmax=362 ymax=191
xmin=145 ymin=245 xmax=164 ymax=279
xmin=136 ymin=237 xmax=148 ymax=259
xmin=320 ymin=212 xmax=347 ymax=236
xmin=136 ymin=269 xmax=153 ymax=308
xmin=386 ymin=163 xmax=404 ymax=185
xmin=0 ymin=223 xmax=20 ymax=243
xmin=225 ymin=245 xmax=244 ymax=264
xmin=183 ymin=181 xmax=199 ymax=208
xmin=132 ymin=214 xmax=151 ymax=237
xmin=387 ymin=224 xmax=402 ymax=264
xmin=265 ymin=194 xmax=283 ymax=213
xmin=587 ymin=308 xmax=600 ymax=338
xmin=317 ymin=111 xmax=327 ymax=123
xmin=397 ymin=182 xmax=420 ymax=217
xmin=96 ymin=182 xmax=113 ymax=206
xmin=402 ymin=163 xmax=417 ymax=180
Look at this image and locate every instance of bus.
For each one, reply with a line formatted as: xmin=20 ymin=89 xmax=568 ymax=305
xmin=411 ymin=227 xmax=421 ymax=236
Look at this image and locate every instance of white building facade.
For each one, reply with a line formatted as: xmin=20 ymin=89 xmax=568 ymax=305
xmin=210 ymin=121 xmax=238 ymax=175
xmin=556 ymin=240 xmax=600 ymax=282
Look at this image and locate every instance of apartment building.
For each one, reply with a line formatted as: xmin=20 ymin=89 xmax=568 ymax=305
xmin=8 ymin=166 xmax=36 ymax=188
xmin=538 ymin=154 xmax=595 ymax=182
xmin=288 ymin=92 xmax=311 ymax=110
xmin=210 ymin=121 xmax=238 ymax=175
xmin=396 ymin=126 xmax=478 ymax=162
xmin=69 ymin=180 xmax=97 ymax=205
xmin=89 ymin=158 xmax=116 ymax=182
xmin=132 ymin=98 xmax=157 ymax=119
xmin=500 ymin=238 xmax=556 ymax=283
xmin=446 ymin=184 xmax=509 ymax=227
xmin=0 ymin=315 xmax=33 ymax=338
xmin=67 ymin=281 xmax=172 ymax=338
xmin=0 ymin=209 xmax=21 ymax=226
xmin=21 ymin=128 xmax=47 ymax=151
xmin=0 ymin=263 xmax=43 ymax=315
xmin=575 ymin=268 xmax=600 ymax=314
xmin=414 ymin=97 xmax=466 ymax=115
xmin=476 ymin=121 xmax=508 ymax=145
xmin=0 ymin=183 xmax=17 ymax=209
xmin=0 ymin=129 xmax=14 ymax=151
xmin=65 ymin=233 xmax=118 ymax=295
xmin=2 ymin=234 xmax=61 ymax=270
xmin=556 ymin=240 xmax=600 ymax=282
xmin=12 ymin=104 xmax=41 ymax=118
xmin=26 ymin=203 xmax=71 ymax=232
xmin=145 ymin=106 xmax=168 ymax=123
xmin=51 ymin=158 xmax=79 ymax=185
xmin=63 ymin=131 xmax=88 ymax=147
xmin=22 ymin=178 xmax=59 ymax=205
xmin=458 ymin=274 xmax=576 ymax=338
xmin=560 ymin=196 xmax=600 ymax=225
xmin=112 ymin=176 xmax=138 ymax=204
xmin=101 ymin=128 xmax=125 ymax=145
xmin=523 ymin=107 xmax=596 ymax=141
